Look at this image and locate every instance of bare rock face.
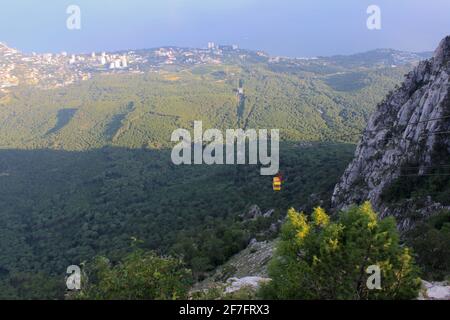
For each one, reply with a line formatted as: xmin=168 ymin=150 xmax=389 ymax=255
xmin=191 ymin=240 xmax=275 ymax=295
xmin=241 ymin=204 xmax=262 ymax=220
xmin=332 ymin=36 xmax=450 ymax=228
xmin=225 ymin=276 xmax=271 ymax=294
xmin=418 ymin=281 xmax=450 ymax=300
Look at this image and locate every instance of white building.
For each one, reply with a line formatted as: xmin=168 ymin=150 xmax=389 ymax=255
xmin=121 ymin=56 xmax=128 ymax=68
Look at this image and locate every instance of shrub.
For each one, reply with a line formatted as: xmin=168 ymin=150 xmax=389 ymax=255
xmin=73 ymin=250 xmax=193 ymax=300
xmin=405 ymin=210 xmax=450 ymax=280
xmin=260 ymin=203 xmax=421 ymax=299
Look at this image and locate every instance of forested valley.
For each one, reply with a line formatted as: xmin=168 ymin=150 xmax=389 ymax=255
xmin=0 ymin=51 xmax=424 ymax=299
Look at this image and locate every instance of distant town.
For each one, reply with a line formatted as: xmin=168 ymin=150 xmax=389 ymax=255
xmin=0 ymin=40 xmax=430 ymax=95
xmin=0 ymin=41 xmax=271 ymax=93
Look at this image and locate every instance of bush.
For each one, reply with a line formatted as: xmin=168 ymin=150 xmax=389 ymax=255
xmin=260 ymin=203 xmax=421 ymax=299
xmin=73 ymin=250 xmax=193 ymax=300
xmin=405 ymin=210 xmax=450 ymax=281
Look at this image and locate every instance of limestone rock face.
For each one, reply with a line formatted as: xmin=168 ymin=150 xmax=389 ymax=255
xmin=241 ymin=204 xmax=262 ymax=220
xmin=332 ymin=36 xmax=450 ymax=228
xmin=418 ymin=281 xmax=450 ymax=300
xmin=225 ymin=276 xmax=271 ymax=294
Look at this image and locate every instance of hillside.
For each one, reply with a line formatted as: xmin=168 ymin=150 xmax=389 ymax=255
xmin=0 ymin=44 xmax=429 ymax=298
xmin=189 ymin=39 xmax=450 ymax=299
xmin=1 ymin=60 xmax=416 ymax=150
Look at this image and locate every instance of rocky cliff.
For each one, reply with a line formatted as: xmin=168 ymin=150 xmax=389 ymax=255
xmin=332 ymin=36 xmax=450 ymax=230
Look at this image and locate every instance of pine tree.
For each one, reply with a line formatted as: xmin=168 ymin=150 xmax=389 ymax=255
xmin=260 ymin=202 xmax=421 ymax=299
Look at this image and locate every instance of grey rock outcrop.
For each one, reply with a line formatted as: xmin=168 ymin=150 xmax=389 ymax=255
xmin=418 ymin=281 xmax=450 ymax=300
xmin=241 ymin=204 xmax=262 ymax=220
xmin=332 ymin=36 xmax=450 ymax=228
xmin=225 ymin=276 xmax=271 ymax=294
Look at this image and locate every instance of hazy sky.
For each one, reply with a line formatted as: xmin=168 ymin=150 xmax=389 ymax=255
xmin=1 ymin=0 xmax=449 ymax=57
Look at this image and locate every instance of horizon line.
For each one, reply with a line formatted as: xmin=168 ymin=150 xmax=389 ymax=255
xmin=0 ymin=40 xmax=435 ymax=60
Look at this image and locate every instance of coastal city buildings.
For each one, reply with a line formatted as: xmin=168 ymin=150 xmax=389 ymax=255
xmin=0 ymin=42 xmax=246 ymax=93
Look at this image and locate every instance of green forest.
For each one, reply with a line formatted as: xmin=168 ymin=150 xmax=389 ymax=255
xmin=0 ymin=57 xmax=426 ymax=299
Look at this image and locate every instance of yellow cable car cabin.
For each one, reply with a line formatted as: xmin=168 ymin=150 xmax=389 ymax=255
xmin=273 ymin=176 xmax=282 ymax=191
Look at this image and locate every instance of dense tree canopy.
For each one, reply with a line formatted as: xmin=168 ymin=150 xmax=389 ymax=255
xmin=0 ymin=58 xmax=417 ymax=299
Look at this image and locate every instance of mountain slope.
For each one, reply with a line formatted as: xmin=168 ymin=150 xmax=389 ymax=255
xmin=0 ymin=44 xmax=430 ymax=298
xmin=332 ymin=36 xmax=450 ymax=230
